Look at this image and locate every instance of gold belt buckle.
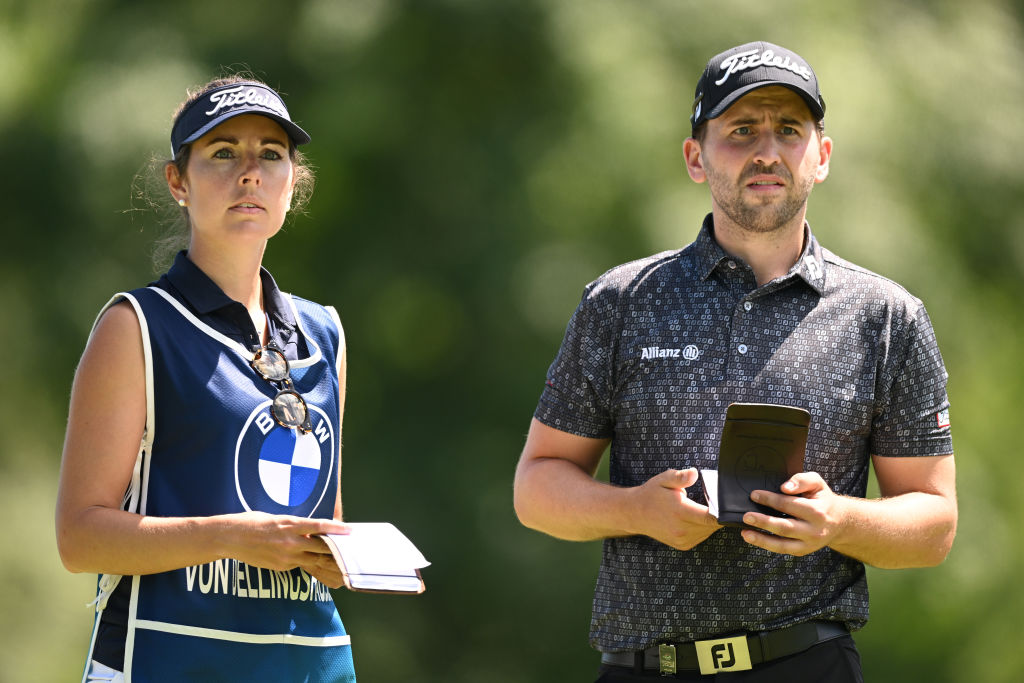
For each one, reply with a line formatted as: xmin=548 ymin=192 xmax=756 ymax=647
xmin=695 ymin=635 xmax=753 ymax=675
xmin=658 ymin=643 xmax=677 ymax=675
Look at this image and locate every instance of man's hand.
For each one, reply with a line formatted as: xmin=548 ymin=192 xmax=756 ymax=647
xmin=514 ymin=420 xmax=722 ymax=549
xmin=630 ymin=468 xmax=722 ymax=551
xmin=738 ymin=472 xmax=845 ymax=556
xmin=741 ymin=455 xmax=957 ymax=567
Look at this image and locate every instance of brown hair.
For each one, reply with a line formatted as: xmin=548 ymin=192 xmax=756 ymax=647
xmin=140 ymin=72 xmax=315 ymax=272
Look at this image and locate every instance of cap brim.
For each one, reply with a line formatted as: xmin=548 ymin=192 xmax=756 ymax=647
xmin=705 ymin=81 xmax=825 ymax=122
xmin=180 ymin=109 xmax=311 ymax=148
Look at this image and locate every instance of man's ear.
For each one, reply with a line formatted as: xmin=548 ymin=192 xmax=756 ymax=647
xmin=814 ymin=136 xmax=833 ymax=184
xmin=683 ymin=138 xmax=707 ymax=184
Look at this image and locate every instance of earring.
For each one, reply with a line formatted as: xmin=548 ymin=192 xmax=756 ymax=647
xmin=178 ymin=198 xmax=187 ymax=208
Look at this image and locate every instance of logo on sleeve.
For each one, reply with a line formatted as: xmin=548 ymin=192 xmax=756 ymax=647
xmin=235 ymin=402 xmax=335 ymax=517
xmin=936 ymin=408 xmax=950 ymax=429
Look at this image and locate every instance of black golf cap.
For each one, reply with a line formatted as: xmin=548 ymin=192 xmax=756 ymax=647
xmin=170 ymin=82 xmax=310 ymax=159
xmin=690 ymin=41 xmax=825 ymax=135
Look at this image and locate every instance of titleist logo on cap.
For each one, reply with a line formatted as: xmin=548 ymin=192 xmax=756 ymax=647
xmin=205 ymin=85 xmax=289 ymax=119
xmin=715 ymin=48 xmax=813 ymax=86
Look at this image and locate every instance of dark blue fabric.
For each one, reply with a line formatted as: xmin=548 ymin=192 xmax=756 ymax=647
xmin=131 ymin=627 xmax=354 ymax=683
xmin=154 ymin=250 xmax=306 ymax=357
xmin=89 ymin=264 xmax=351 ymax=680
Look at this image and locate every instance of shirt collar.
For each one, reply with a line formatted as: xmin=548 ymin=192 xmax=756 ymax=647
xmin=792 ymin=229 xmax=826 ymax=294
xmin=260 ymin=266 xmax=298 ymax=333
xmin=693 ymin=214 xmax=826 ymax=294
xmin=694 ymin=214 xmax=732 ymax=280
xmin=162 ymin=250 xmax=298 ymax=330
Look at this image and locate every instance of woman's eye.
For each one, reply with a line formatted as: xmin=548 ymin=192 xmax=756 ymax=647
xmin=212 ymin=148 xmax=234 ymax=159
xmin=261 ymin=149 xmax=283 ymax=161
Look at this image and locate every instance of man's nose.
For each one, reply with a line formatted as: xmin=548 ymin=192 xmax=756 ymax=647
xmin=751 ymin=133 xmax=782 ymax=167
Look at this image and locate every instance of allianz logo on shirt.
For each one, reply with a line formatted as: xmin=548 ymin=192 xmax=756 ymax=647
xmin=640 ymin=345 xmax=700 ymax=361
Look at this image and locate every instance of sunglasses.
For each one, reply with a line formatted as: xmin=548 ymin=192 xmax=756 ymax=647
xmin=250 ymin=344 xmax=312 ymax=433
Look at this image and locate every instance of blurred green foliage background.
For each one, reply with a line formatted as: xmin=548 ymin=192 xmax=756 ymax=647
xmin=3 ymin=0 xmax=1022 ymax=680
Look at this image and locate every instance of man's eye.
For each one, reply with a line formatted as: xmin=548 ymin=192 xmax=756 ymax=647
xmin=780 ymin=126 xmax=798 ymax=136
xmin=734 ymin=126 xmax=752 ymax=136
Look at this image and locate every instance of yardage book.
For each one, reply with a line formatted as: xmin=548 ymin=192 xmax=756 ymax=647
xmin=318 ymin=523 xmax=429 ymax=594
xmin=701 ymin=403 xmax=810 ymax=527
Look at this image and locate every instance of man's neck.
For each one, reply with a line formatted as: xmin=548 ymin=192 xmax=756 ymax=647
xmin=710 ymin=211 xmax=807 ymax=286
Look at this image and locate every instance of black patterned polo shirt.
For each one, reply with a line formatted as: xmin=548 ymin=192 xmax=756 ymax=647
xmin=534 ymin=213 xmax=953 ymax=652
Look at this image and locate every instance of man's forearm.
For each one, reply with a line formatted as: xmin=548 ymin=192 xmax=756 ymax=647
xmin=828 ymin=491 xmax=957 ymax=568
xmin=513 ymin=457 xmax=637 ymax=541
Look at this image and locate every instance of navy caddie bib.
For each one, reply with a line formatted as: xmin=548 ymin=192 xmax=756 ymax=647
xmin=83 ymin=286 xmax=356 ymax=683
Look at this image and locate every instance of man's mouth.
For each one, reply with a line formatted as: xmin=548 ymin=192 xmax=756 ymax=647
xmin=746 ymin=176 xmax=786 ymax=190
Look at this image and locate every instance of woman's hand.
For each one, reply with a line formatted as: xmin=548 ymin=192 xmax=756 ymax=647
xmin=219 ymin=512 xmax=350 ymax=588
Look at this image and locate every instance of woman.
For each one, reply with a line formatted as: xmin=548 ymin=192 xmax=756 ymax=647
xmin=56 ymin=76 xmax=357 ymax=682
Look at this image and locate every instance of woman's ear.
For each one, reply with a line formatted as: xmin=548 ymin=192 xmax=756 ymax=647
xmin=165 ymin=161 xmax=188 ymax=206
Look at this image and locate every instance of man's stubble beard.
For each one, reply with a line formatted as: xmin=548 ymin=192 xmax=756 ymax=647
xmin=704 ymin=159 xmax=815 ymax=235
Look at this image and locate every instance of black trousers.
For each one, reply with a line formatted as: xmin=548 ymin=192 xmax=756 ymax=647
xmin=595 ymin=636 xmax=863 ymax=683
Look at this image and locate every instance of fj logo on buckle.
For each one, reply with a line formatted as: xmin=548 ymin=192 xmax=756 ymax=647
xmin=695 ymin=635 xmax=753 ymax=675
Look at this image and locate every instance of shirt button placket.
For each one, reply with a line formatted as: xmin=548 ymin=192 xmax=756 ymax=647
xmin=737 ymin=300 xmax=754 ymax=355
xmin=729 ymin=297 xmax=753 ymax=379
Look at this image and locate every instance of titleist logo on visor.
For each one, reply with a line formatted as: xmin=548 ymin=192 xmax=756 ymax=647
xmin=715 ymin=49 xmax=813 ymax=86
xmin=170 ymin=81 xmax=310 ymax=158
xmin=205 ymin=85 xmax=290 ymax=119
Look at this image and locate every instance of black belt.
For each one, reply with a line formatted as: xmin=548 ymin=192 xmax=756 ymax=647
xmin=600 ymin=621 xmax=849 ymax=676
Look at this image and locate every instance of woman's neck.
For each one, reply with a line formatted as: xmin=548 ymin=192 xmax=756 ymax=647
xmin=186 ymin=240 xmax=267 ymax=315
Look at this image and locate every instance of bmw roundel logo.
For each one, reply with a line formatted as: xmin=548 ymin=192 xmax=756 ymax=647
xmin=235 ymin=402 xmax=335 ymax=517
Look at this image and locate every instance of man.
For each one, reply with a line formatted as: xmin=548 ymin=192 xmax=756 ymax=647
xmin=513 ymin=41 xmax=956 ymax=682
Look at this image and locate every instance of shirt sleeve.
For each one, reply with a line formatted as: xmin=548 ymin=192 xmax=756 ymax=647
xmin=533 ymin=280 xmax=619 ymax=439
xmin=870 ymin=301 xmax=954 ymax=457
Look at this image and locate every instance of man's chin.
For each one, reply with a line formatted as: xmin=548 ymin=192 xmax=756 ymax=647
xmin=729 ymin=209 xmax=797 ymax=234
